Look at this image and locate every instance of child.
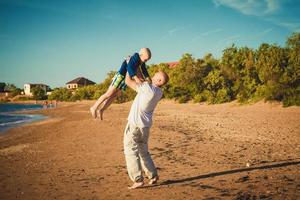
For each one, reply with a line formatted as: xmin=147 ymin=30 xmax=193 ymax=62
xmin=90 ymin=48 xmax=152 ymax=120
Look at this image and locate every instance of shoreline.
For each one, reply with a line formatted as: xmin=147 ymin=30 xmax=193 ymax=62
xmin=0 ymin=113 xmax=48 ymax=134
xmin=0 ymin=103 xmax=51 ymax=134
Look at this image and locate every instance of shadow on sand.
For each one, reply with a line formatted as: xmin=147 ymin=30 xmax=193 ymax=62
xmin=145 ymin=160 xmax=300 ymax=188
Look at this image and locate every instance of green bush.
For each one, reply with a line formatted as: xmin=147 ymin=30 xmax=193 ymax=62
xmin=15 ymin=96 xmax=32 ymax=101
xmin=48 ymin=88 xmax=73 ymax=101
xmin=282 ymin=86 xmax=300 ymax=107
xmin=4 ymin=83 xmax=22 ymax=97
xmin=73 ymin=85 xmax=96 ymax=100
xmin=32 ymin=87 xmax=47 ymax=100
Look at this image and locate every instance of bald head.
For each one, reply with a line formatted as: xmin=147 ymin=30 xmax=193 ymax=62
xmin=152 ymin=71 xmax=169 ymax=87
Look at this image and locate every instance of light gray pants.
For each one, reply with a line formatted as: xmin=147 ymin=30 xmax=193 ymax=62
xmin=123 ymin=123 xmax=157 ymax=182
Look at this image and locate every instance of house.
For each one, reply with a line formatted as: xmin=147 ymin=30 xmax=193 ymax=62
xmin=24 ymin=83 xmax=50 ymax=96
xmin=66 ymin=77 xmax=96 ymax=90
xmin=166 ymin=61 xmax=179 ymax=68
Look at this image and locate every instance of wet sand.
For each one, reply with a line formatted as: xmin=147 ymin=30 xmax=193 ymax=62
xmin=0 ymin=100 xmax=299 ymax=200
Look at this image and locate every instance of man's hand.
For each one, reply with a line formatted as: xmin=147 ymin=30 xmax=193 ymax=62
xmin=133 ymin=76 xmax=143 ymax=84
xmin=145 ymin=77 xmax=152 ymax=83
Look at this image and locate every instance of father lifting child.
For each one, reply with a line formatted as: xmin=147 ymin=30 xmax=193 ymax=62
xmin=90 ymin=48 xmax=152 ymax=120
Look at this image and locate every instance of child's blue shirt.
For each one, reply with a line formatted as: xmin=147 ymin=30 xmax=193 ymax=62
xmin=118 ymin=53 xmax=149 ymax=78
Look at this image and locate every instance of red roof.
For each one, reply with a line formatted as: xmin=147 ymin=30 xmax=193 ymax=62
xmin=166 ymin=61 xmax=179 ymax=68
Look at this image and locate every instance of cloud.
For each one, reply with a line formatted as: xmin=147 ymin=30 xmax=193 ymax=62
xmin=168 ymin=28 xmax=179 ymax=36
xmin=158 ymin=25 xmax=191 ymax=42
xmin=168 ymin=26 xmax=190 ymax=36
xmin=213 ymin=0 xmax=300 ymax=32
xmin=278 ymin=22 xmax=300 ymax=32
xmin=200 ymin=28 xmax=223 ymax=37
xmin=211 ymin=34 xmax=242 ymax=51
xmin=218 ymin=29 xmax=273 ymax=45
xmin=260 ymin=28 xmax=273 ymax=35
xmin=220 ymin=35 xmax=241 ymax=43
xmin=265 ymin=0 xmax=280 ymax=13
xmin=185 ymin=28 xmax=223 ymax=46
xmin=213 ymin=0 xmax=281 ymax=16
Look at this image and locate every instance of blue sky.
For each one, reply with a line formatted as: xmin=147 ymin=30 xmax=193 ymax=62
xmin=1 ymin=0 xmax=299 ymax=88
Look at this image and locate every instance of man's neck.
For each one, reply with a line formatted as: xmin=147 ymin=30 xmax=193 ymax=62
xmin=152 ymin=83 xmax=160 ymax=88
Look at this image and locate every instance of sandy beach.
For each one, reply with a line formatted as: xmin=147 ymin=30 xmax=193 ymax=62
xmin=0 ymin=100 xmax=299 ymax=200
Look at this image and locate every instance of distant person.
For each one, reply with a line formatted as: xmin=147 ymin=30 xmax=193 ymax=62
xmin=123 ymin=70 xmax=169 ymax=189
xmin=49 ymin=100 xmax=53 ymax=108
xmin=43 ymin=101 xmax=48 ymax=109
xmin=54 ymin=100 xmax=58 ymax=107
xmin=90 ymin=48 xmax=152 ymax=120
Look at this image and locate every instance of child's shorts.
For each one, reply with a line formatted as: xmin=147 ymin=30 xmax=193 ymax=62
xmin=111 ymin=73 xmax=127 ymax=91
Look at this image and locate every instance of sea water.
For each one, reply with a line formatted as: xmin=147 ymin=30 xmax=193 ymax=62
xmin=0 ymin=103 xmax=47 ymax=133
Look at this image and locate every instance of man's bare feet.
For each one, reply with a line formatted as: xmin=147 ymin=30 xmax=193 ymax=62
xmin=128 ymin=181 xmax=144 ymax=189
xmin=90 ymin=107 xmax=96 ymax=119
xmin=149 ymin=176 xmax=159 ymax=185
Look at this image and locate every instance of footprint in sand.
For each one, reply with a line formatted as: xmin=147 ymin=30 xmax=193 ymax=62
xmin=235 ymin=175 xmax=250 ymax=183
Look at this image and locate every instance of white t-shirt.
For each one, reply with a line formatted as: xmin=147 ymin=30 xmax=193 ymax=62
xmin=127 ymin=82 xmax=163 ymax=128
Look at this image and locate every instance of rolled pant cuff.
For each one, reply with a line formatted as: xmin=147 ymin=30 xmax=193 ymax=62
xmin=134 ymin=176 xmax=144 ymax=182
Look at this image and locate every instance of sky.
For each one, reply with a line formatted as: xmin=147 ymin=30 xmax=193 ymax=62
xmin=1 ymin=0 xmax=299 ymax=88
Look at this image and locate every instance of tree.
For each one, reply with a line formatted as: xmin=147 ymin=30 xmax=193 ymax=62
xmin=203 ymin=69 xmax=232 ymax=103
xmin=4 ymin=83 xmax=22 ymax=97
xmin=255 ymin=43 xmax=288 ymax=101
xmin=282 ymin=32 xmax=300 ymax=106
xmin=48 ymin=88 xmax=72 ymax=101
xmin=220 ymin=45 xmax=260 ymax=102
xmin=32 ymin=87 xmax=47 ymax=100
xmin=0 ymin=82 xmax=6 ymax=92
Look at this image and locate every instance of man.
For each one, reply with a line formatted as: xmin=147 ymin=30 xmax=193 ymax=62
xmin=124 ymin=70 xmax=169 ymax=189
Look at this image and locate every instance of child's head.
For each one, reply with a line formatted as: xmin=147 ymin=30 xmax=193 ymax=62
xmin=139 ymin=48 xmax=151 ymax=62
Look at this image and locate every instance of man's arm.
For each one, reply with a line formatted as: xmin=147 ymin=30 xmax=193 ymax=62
xmin=125 ymin=72 xmax=138 ymax=92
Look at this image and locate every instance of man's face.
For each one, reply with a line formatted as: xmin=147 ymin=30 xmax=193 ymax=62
xmin=152 ymin=72 xmax=166 ymax=87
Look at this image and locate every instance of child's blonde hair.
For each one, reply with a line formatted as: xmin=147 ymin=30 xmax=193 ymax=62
xmin=139 ymin=48 xmax=151 ymax=59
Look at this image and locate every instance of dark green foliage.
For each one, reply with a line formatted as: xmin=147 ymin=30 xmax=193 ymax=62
xmin=32 ymin=87 xmax=47 ymax=100
xmin=220 ymin=45 xmax=260 ymax=102
xmin=72 ymin=85 xmax=97 ymax=101
xmin=48 ymin=88 xmax=73 ymax=101
xmin=0 ymin=82 xmax=5 ymax=92
xmin=4 ymin=83 xmax=22 ymax=97
xmin=203 ymin=69 xmax=232 ymax=103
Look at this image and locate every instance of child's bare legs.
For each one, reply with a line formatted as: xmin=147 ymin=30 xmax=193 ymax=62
xmin=90 ymin=86 xmax=118 ymax=118
xmin=98 ymin=90 xmax=121 ymax=120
